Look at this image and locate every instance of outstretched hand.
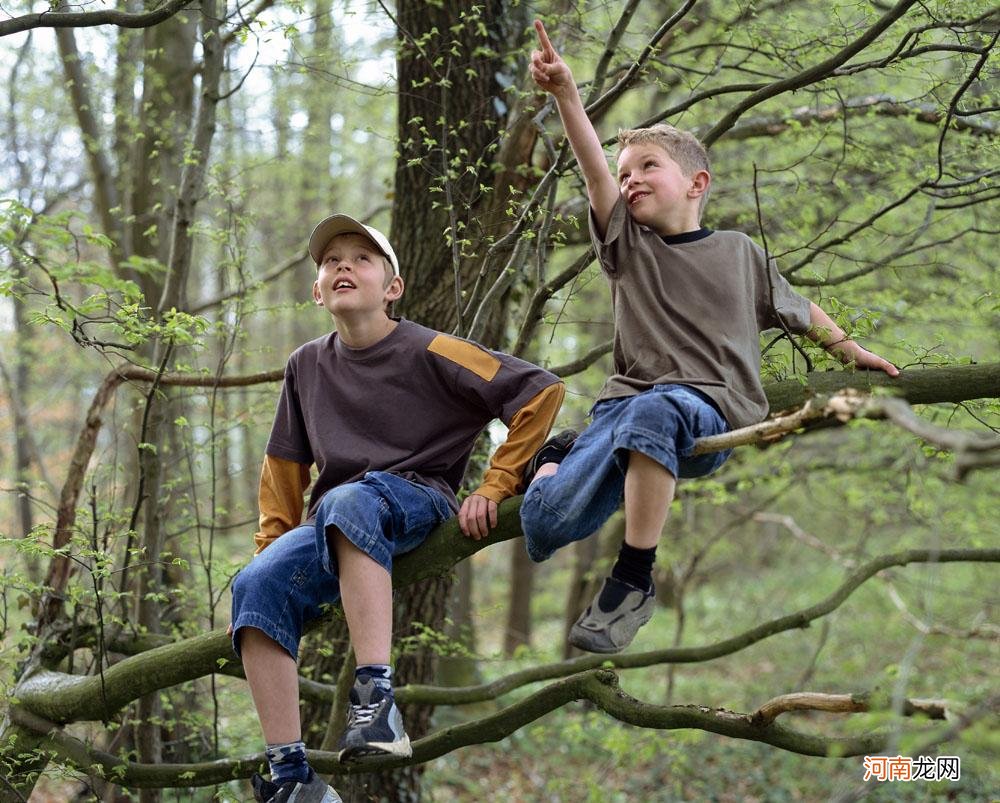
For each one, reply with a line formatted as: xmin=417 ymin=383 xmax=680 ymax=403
xmin=529 ymin=19 xmax=575 ymax=98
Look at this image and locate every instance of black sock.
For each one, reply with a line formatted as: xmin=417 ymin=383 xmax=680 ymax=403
xmin=610 ymin=541 xmax=656 ymax=593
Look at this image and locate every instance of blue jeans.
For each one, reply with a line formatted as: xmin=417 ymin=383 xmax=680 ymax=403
xmin=520 ymin=384 xmax=731 ymax=563
xmin=230 ymin=471 xmax=452 ymax=659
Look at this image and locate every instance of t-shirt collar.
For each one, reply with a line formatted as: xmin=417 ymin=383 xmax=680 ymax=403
xmin=661 ymin=227 xmax=714 ymax=245
xmin=333 ymin=317 xmax=407 ymax=360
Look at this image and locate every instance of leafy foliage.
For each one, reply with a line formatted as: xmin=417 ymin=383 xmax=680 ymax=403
xmin=0 ymin=0 xmax=997 ymax=800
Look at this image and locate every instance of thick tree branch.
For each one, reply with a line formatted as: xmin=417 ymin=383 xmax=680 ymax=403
xmin=15 ymin=547 xmax=998 ymax=724
xmin=724 ymin=94 xmax=997 ymax=141
xmin=750 ymin=692 xmax=949 ymax=726
xmin=11 ymin=669 xmax=972 ymax=788
xmin=33 ymin=362 xmax=999 ymax=625
xmin=0 ymin=0 xmax=193 ymax=37
xmin=762 ymin=362 xmax=1000 ymax=412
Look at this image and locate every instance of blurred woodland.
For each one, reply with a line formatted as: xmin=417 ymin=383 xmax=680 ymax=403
xmin=0 ymin=0 xmax=998 ymax=800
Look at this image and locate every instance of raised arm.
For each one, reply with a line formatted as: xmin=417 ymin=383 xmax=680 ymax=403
xmin=530 ymin=19 xmax=619 ymax=236
xmin=807 ymin=302 xmax=899 ymax=376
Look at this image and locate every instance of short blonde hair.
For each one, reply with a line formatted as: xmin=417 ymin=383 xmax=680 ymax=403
xmin=617 ymin=124 xmax=711 ymax=216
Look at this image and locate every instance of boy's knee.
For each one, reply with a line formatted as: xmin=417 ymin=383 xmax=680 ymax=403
xmin=519 ymin=485 xmax=551 ymax=531
xmin=520 ymin=490 xmax=568 ymax=563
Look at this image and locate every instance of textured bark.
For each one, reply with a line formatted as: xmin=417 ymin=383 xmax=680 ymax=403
xmin=392 ymin=0 xmax=529 ymax=338
xmin=764 ymin=362 xmax=1000 ymax=413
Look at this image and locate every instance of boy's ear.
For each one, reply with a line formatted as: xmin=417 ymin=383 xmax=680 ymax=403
xmin=312 ymin=279 xmax=323 ymax=305
xmin=384 ymin=275 xmax=404 ymax=303
xmin=688 ymin=169 xmax=711 ymax=199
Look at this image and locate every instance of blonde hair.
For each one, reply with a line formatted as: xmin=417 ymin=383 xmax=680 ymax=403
xmin=617 ymin=124 xmax=711 ymax=216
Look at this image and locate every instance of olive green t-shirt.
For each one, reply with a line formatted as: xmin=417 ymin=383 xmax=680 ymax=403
xmin=590 ymin=197 xmax=812 ymax=429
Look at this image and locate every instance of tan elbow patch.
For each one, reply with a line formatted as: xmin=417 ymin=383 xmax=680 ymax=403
xmin=428 ymin=334 xmax=501 ymax=381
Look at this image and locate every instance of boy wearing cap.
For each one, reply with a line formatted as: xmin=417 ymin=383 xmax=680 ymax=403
xmin=231 ymin=213 xmax=564 ymax=802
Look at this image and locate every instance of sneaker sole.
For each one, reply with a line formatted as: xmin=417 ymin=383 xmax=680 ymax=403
xmin=567 ymin=603 xmax=655 ymax=653
xmin=338 ymin=734 xmax=412 ymax=763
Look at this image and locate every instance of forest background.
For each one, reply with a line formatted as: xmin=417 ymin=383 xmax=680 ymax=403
xmin=0 ymin=0 xmax=997 ymax=800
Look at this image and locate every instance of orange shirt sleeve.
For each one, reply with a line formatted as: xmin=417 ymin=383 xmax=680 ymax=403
xmin=471 ymin=381 xmax=565 ymax=504
xmin=254 ymin=454 xmax=312 ymax=554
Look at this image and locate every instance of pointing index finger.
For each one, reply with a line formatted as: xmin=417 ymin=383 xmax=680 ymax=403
xmin=534 ymin=19 xmax=556 ymax=58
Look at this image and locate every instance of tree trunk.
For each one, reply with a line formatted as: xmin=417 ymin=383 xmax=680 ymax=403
xmin=503 ymin=542 xmax=534 ymax=655
xmin=5 ymin=285 xmax=36 ymax=546
xmin=320 ymin=2 xmax=520 ymax=799
xmin=437 ymin=558 xmax=481 ymax=691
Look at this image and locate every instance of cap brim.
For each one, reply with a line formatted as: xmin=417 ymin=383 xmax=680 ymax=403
xmin=308 ymin=214 xmax=400 ymax=276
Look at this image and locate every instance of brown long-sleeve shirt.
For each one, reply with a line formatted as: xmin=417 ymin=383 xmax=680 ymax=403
xmin=254 ymin=319 xmax=563 ymax=553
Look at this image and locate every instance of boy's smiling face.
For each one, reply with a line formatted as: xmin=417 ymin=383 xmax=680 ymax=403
xmin=617 ymin=143 xmax=709 ymax=235
xmin=313 ymin=233 xmax=403 ymax=319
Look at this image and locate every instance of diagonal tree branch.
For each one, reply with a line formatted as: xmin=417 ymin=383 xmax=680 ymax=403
xmin=0 ymin=0 xmax=193 ymax=37
xmin=702 ymin=0 xmax=921 ymax=146
xmin=723 ymin=94 xmax=998 ymax=141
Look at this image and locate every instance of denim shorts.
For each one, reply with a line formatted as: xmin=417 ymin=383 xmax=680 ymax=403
xmin=520 ymin=384 xmax=731 ymax=562
xmin=230 ymin=471 xmax=452 ymax=659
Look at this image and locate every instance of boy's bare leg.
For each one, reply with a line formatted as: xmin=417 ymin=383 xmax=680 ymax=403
xmin=331 ymin=529 xmax=392 ymax=665
xmin=622 ymin=450 xmax=676 ymax=549
xmin=331 ymin=529 xmax=411 ymax=761
xmin=241 ymin=627 xmax=302 ymax=744
xmin=568 ymin=450 xmax=674 ymax=653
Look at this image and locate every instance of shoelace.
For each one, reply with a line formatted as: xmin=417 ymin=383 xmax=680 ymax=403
xmin=347 ymin=701 xmax=380 ymax=727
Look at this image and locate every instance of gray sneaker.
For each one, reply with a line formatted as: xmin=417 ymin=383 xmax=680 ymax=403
xmin=251 ymin=769 xmax=342 ymax=802
xmin=568 ymin=576 xmax=655 ymax=653
xmin=337 ymin=676 xmax=412 ymax=763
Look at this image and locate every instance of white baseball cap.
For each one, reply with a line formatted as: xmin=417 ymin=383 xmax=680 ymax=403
xmin=308 ymin=214 xmax=400 ymax=276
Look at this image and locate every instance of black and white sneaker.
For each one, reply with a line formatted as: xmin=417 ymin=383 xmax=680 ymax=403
xmin=337 ymin=676 xmax=412 ymax=763
xmin=523 ymin=429 xmax=579 ymax=485
xmin=251 ymin=769 xmax=342 ymax=802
